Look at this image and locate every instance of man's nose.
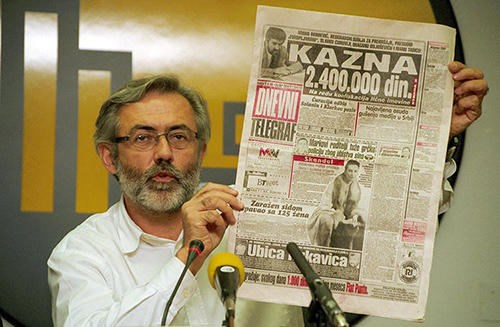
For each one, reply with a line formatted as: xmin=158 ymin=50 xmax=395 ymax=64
xmin=153 ymin=135 xmax=173 ymax=164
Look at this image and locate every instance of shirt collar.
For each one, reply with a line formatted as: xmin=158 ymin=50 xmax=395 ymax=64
xmin=115 ymin=197 xmax=184 ymax=254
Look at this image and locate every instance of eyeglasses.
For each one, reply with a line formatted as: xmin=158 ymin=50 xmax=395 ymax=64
xmin=114 ymin=127 xmax=199 ymax=151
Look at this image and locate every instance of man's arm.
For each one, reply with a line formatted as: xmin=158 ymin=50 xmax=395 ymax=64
xmin=262 ymin=47 xmax=303 ymax=77
xmin=48 ymin=240 xmax=197 ymax=326
xmin=344 ymin=181 xmax=361 ymax=223
xmin=439 ymin=62 xmax=488 ymax=213
xmin=347 ymin=181 xmax=361 ymax=207
xmin=266 ymin=62 xmax=303 ymax=77
xmin=332 ymin=175 xmax=345 ymax=211
xmin=319 ymin=180 xmax=335 ymax=209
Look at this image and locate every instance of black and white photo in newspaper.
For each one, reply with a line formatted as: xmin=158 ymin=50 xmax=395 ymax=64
xmin=228 ymin=6 xmax=455 ymax=321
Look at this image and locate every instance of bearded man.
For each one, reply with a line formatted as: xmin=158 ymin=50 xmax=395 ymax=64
xmin=48 ymin=76 xmax=246 ymax=326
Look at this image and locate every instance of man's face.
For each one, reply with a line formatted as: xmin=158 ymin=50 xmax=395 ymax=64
xmin=266 ymin=38 xmax=283 ymax=54
xmin=112 ymin=92 xmax=204 ymax=213
xmin=349 ymin=252 xmax=361 ymax=268
xmin=297 ymin=139 xmax=308 ymax=153
xmin=344 ymin=163 xmax=359 ymax=182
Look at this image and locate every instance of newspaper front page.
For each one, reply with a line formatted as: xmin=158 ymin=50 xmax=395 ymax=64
xmin=228 ymin=6 xmax=456 ymax=321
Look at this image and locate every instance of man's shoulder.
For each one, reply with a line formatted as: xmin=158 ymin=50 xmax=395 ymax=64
xmin=348 ymin=180 xmax=361 ymax=195
xmin=50 ymin=203 xmax=121 ymax=255
xmin=350 ymin=179 xmax=361 ymax=189
xmin=333 ymin=174 xmax=345 ymax=186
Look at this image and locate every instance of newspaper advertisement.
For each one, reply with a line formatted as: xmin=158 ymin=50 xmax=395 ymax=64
xmin=228 ymin=6 xmax=456 ymax=321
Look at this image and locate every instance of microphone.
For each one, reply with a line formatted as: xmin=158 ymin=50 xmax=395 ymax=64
xmin=161 ymin=239 xmax=204 ymax=326
xmin=207 ymin=252 xmax=245 ymax=324
xmin=286 ymin=242 xmax=349 ymax=327
xmin=186 ymin=239 xmax=204 ymax=266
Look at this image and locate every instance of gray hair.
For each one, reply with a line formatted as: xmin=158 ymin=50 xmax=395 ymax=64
xmin=93 ymin=75 xmax=210 ymax=153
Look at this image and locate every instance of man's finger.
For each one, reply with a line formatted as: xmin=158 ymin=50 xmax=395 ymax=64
xmin=448 ymin=61 xmax=466 ymax=73
xmin=191 ymin=191 xmax=244 ymax=211
xmin=201 ymin=197 xmax=237 ymax=224
xmin=185 ymin=194 xmax=240 ymax=225
xmin=455 ymin=95 xmax=482 ymax=117
xmin=455 ymin=79 xmax=488 ymax=96
xmin=194 ymin=183 xmax=238 ymax=198
xmin=202 ymin=209 xmax=228 ymax=230
xmin=452 ymin=67 xmax=484 ymax=81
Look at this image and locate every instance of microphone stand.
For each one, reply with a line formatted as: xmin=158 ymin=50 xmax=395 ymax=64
xmin=303 ymin=298 xmax=332 ymax=327
xmin=222 ymin=306 xmax=234 ymax=327
xmin=287 ymin=242 xmax=349 ymax=327
xmin=219 ymin=270 xmax=238 ymax=327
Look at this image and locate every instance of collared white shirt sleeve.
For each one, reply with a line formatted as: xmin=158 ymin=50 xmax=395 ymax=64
xmin=49 ymin=249 xmax=195 ymax=326
xmin=47 ymin=199 xmax=216 ymax=326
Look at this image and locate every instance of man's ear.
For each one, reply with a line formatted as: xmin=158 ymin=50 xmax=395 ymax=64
xmin=199 ymin=142 xmax=207 ymax=163
xmin=98 ymin=143 xmax=117 ymax=175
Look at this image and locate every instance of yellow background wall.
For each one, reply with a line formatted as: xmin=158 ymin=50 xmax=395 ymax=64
xmin=20 ymin=0 xmax=435 ymax=213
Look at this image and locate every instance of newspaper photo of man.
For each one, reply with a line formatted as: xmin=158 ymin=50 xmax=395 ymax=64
xmin=307 ymin=160 xmax=365 ymax=250
xmin=260 ymin=26 xmax=303 ymax=78
xmin=295 ymin=137 xmax=309 ymax=155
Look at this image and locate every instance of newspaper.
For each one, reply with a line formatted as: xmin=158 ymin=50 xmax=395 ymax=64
xmin=228 ymin=6 xmax=455 ymax=321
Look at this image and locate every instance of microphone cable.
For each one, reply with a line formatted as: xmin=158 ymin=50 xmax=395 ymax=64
xmin=161 ymin=239 xmax=204 ymax=326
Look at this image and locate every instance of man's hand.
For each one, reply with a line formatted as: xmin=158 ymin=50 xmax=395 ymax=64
xmin=273 ymin=66 xmax=291 ymax=76
xmin=448 ymin=61 xmax=489 ymax=139
xmin=176 ymin=183 xmax=244 ymax=274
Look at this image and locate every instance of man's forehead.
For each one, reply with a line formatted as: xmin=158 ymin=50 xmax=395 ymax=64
xmin=117 ymin=92 xmax=196 ymax=129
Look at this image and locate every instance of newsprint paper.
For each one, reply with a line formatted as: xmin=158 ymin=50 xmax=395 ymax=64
xmin=228 ymin=6 xmax=456 ymax=321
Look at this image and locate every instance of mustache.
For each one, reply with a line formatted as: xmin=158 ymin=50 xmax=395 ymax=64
xmin=144 ymin=162 xmax=184 ymax=181
xmin=116 ymin=161 xmax=185 ymax=185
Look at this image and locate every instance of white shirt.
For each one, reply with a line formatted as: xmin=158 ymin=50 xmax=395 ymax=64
xmin=48 ymin=198 xmax=303 ymax=327
xmin=439 ymin=152 xmax=457 ymax=215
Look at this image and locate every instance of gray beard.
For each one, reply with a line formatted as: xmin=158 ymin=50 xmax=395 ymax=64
xmin=115 ymin=159 xmax=200 ymax=214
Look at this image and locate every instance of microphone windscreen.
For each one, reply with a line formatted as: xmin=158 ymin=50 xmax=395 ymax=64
xmin=207 ymin=252 xmax=245 ymax=289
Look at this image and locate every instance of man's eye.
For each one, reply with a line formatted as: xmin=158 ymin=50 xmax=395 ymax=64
xmin=170 ymin=132 xmax=188 ymax=141
xmin=134 ymin=134 xmax=152 ymax=143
